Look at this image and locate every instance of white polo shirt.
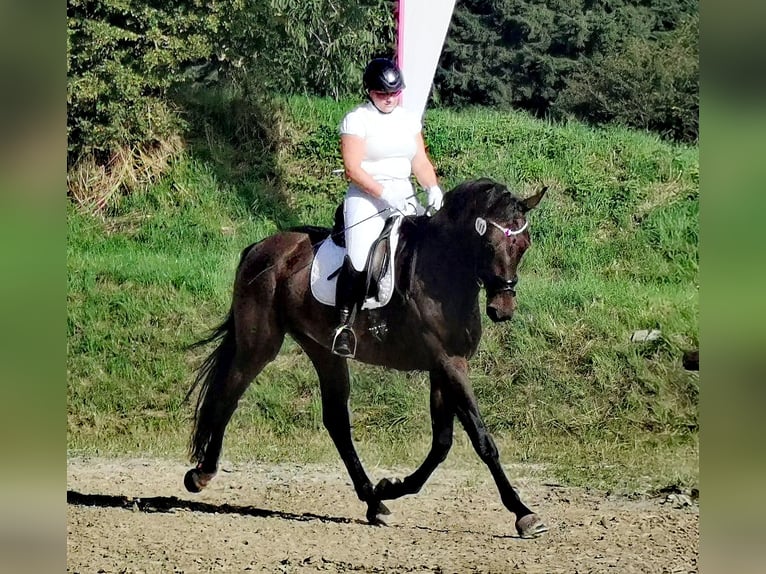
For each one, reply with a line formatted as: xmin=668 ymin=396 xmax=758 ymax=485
xmin=339 ymin=102 xmax=422 ymax=181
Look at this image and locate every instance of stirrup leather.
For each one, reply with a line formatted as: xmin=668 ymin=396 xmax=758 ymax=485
xmin=331 ymin=324 xmax=357 ymax=358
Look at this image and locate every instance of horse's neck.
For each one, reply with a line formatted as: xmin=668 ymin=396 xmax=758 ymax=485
xmin=407 ymin=219 xmax=481 ymax=306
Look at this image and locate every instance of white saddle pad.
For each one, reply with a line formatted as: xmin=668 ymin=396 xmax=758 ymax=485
xmin=310 ymin=216 xmax=402 ymax=310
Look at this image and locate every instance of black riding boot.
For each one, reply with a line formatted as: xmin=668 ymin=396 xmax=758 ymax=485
xmin=332 ymin=256 xmax=365 ymax=358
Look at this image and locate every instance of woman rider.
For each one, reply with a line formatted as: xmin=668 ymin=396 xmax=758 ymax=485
xmin=332 ymin=57 xmax=443 ymax=357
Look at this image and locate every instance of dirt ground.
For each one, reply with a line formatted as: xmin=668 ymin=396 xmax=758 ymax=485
xmin=67 ymin=457 xmax=698 ymax=573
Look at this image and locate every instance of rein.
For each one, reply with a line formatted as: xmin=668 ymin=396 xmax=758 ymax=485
xmin=247 ymin=192 xmax=422 ymax=287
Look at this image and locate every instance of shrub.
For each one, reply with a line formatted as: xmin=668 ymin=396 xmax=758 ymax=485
xmin=555 ymin=14 xmax=698 ymax=142
xmin=67 ymin=0 xmax=224 ymax=165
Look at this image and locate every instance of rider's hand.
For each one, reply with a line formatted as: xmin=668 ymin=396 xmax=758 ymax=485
xmin=379 ymin=188 xmax=406 ymax=213
xmin=410 ymin=199 xmax=426 ymax=216
xmin=426 ymin=185 xmax=444 ymax=214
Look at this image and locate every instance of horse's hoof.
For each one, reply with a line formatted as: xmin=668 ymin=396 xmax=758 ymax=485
xmin=368 ymin=513 xmax=389 ymax=526
xmin=376 ymin=501 xmax=391 ymax=516
xmin=516 ymin=513 xmax=549 ymax=538
xmin=184 ymin=469 xmax=202 ymax=492
xmin=184 ymin=468 xmax=214 ymax=493
xmin=366 ymin=501 xmax=391 ymax=526
xmin=374 ymin=477 xmax=402 ymax=499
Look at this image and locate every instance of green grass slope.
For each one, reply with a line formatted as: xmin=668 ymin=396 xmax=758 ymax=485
xmin=67 ymin=94 xmax=698 ymax=492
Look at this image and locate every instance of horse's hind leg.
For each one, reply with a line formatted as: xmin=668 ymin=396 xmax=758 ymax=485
xmin=293 ymin=334 xmax=388 ymax=524
xmin=444 ymin=357 xmax=548 ymax=538
xmin=373 ymin=370 xmax=455 ymax=501
xmin=185 ymin=352 xmax=259 ymax=492
xmin=185 ymin=302 xmax=285 ymax=493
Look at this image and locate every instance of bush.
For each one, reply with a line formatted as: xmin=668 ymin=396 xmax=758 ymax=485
xmin=67 ymin=0 xmax=225 ymax=165
xmin=67 ymin=0 xmax=395 ymax=168
xmin=436 ymin=0 xmax=698 ymax=142
xmin=555 ymin=14 xmax=698 ymax=142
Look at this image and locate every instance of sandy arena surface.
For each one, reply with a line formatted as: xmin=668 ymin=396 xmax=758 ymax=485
xmin=67 ymin=457 xmax=698 ymax=573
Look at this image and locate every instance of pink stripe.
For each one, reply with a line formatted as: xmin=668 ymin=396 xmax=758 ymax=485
xmin=396 ymin=0 xmax=405 ymax=104
xmin=397 ymin=0 xmax=405 ymax=68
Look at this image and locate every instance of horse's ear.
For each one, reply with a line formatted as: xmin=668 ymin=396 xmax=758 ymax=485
xmin=521 ymin=186 xmax=547 ymax=212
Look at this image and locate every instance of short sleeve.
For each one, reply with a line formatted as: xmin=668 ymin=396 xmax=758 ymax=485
xmin=410 ymin=111 xmax=423 ymax=134
xmin=339 ymin=108 xmax=366 ymax=137
xmin=396 ymin=107 xmax=422 ymax=135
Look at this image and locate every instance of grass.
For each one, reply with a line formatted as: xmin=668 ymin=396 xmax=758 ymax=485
xmin=67 ymin=92 xmax=698 ymax=494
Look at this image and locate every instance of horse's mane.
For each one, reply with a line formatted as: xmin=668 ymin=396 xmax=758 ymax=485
xmin=441 ymin=178 xmax=525 ymax=221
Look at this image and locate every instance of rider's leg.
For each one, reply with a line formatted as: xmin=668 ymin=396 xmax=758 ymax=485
xmin=332 ymin=255 xmax=365 ymax=357
xmin=332 ymin=192 xmax=385 ymax=357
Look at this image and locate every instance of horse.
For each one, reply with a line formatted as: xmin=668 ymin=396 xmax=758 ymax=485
xmin=184 ymin=177 xmax=548 ymax=538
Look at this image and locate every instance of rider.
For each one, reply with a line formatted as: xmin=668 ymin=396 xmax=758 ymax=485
xmin=332 ymin=57 xmax=444 ymax=357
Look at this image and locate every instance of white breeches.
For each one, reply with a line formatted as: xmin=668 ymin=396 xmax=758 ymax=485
xmin=344 ymin=179 xmax=417 ymax=272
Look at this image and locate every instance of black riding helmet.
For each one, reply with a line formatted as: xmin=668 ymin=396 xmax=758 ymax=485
xmin=363 ymin=58 xmax=405 ymax=93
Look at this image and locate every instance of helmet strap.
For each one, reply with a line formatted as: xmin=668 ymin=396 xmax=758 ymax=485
xmin=368 ymin=95 xmax=395 ymax=114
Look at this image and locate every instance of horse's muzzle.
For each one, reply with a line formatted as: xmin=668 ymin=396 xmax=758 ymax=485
xmin=486 ymin=304 xmax=513 ymax=322
xmin=486 ymin=292 xmax=516 ymax=322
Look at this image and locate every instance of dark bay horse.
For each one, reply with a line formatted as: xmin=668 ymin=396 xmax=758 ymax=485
xmin=184 ymin=178 xmax=548 ymax=538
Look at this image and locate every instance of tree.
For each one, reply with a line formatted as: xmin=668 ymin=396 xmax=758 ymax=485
xmin=433 ymin=0 xmax=698 ymax=141
xmin=556 ymin=13 xmax=698 ymax=141
xmin=67 ymin=0 xmax=395 ymax=167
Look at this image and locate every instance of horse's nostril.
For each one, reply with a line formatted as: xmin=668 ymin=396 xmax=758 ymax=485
xmin=486 ymin=304 xmax=514 ymax=323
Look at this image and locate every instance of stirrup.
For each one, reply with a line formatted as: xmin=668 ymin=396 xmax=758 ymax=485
xmin=332 ymin=325 xmax=357 ymax=358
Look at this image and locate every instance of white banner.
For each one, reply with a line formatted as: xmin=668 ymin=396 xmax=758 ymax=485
xmin=397 ymin=0 xmax=457 ymax=121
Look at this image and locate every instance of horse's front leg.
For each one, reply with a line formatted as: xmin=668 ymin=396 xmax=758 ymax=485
xmin=445 ymin=357 xmax=549 ymax=538
xmin=373 ymin=369 xmax=455 ymax=500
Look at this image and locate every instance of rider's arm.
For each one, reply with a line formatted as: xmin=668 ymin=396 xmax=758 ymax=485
xmin=412 ymin=132 xmax=443 ymax=212
xmin=411 ymin=132 xmax=438 ymax=189
xmin=340 ymin=134 xmax=386 ymax=198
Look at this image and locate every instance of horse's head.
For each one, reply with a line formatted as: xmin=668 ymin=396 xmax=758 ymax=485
xmin=441 ymin=179 xmax=546 ymax=322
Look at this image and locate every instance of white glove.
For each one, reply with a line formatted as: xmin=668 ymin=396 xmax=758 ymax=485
xmin=403 ymin=196 xmax=423 ymax=215
xmin=426 ymin=185 xmax=444 ymax=214
xmin=379 ymin=187 xmax=406 ymax=213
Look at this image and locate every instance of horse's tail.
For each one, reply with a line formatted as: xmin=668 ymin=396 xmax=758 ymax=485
xmin=185 ymin=310 xmax=236 ymax=463
xmin=185 ymin=242 xmax=259 ymax=463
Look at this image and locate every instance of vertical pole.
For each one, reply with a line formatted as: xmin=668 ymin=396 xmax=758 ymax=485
xmin=397 ymin=0 xmax=457 ymax=120
xmin=396 ymin=0 xmax=405 ymax=106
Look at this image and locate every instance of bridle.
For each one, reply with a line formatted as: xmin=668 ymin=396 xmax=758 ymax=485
xmin=474 ymin=217 xmax=529 ymax=238
xmin=474 ymin=216 xmax=528 ymax=297
xmin=482 ymin=273 xmax=519 ymax=297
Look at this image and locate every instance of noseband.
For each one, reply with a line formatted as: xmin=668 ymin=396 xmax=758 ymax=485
xmin=483 ymin=274 xmax=518 ymax=297
xmin=474 ymin=216 xmax=527 ymax=298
